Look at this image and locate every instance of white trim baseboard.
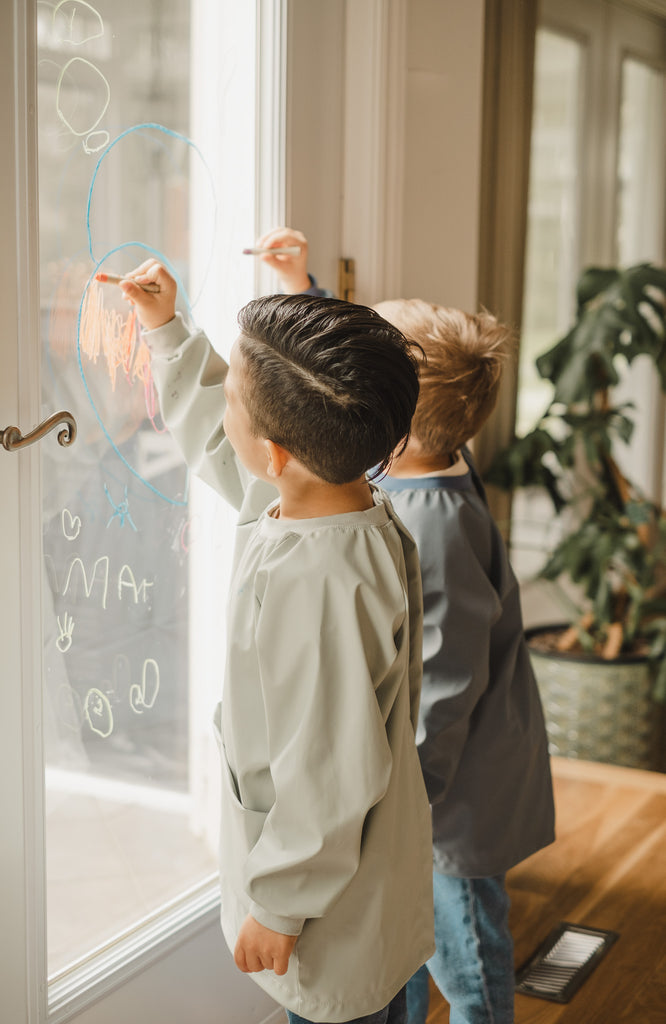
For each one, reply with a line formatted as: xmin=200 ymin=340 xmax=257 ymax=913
xmin=47 ymin=883 xmax=220 ymax=1023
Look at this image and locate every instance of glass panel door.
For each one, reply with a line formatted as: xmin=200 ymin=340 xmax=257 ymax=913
xmin=37 ymin=0 xmax=258 ymax=986
xmin=615 ymin=54 xmax=666 ymax=503
xmin=617 ymin=57 xmax=666 ymax=266
xmin=517 ymin=28 xmax=584 ymax=438
xmin=512 ymin=0 xmax=666 ymax=599
xmin=511 ymin=26 xmax=585 ymax=584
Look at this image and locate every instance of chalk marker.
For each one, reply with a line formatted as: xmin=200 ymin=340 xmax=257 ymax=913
xmin=95 ymin=272 xmax=160 ymax=293
xmin=242 ymin=246 xmax=302 ymax=256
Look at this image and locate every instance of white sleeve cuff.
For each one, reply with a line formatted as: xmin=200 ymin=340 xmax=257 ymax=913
xmin=249 ymin=901 xmax=305 ymax=937
xmin=142 ymin=311 xmax=191 ymax=355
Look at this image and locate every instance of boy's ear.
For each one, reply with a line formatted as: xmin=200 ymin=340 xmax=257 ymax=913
xmin=264 ymin=438 xmax=290 ymax=478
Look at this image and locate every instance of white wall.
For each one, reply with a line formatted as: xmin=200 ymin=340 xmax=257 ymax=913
xmin=65 ymin=922 xmax=283 ymax=1024
xmin=287 ymin=0 xmax=486 ymax=312
xmin=401 ymin=0 xmax=485 ymax=310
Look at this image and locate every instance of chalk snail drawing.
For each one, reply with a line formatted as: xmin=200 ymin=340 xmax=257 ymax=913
xmin=84 ymin=687 xmax=113 ymax=738
xmin=60 ymin=657 xmax=162 ymax=738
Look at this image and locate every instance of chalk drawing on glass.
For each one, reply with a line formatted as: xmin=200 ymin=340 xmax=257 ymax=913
xmin=129 ymin=659 xmax=160 ymax=715
xmin=84 ymin=687 xmax=114 ymax=738
xmin=56 ymin=612 xmax=76 ymax=652
xmin=61 ymin=508 xmax=82 ymax=539
xmin=104 ymin=484 xmax=138 ymax=531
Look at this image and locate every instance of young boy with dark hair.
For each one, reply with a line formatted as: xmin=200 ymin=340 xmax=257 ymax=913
xmin=120 ymin=261 xmax=434 ymax=1024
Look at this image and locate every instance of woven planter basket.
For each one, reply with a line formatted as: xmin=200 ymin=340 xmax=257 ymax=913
xmin=526 ymin=625 xmax=665 ymax=772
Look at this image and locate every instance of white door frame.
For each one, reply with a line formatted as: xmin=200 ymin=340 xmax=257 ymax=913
xmin=341 ymin=0 xmax=407 ymax=305
xmin=1 ymin=1 xmax=46 ymax=1020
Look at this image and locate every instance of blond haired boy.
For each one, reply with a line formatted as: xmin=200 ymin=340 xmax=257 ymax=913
xmin=373 ymin=299 xmax=554 ymax=1024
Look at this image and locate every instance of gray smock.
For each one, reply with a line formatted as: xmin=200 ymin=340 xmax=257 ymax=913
xmin=380 ymin=454 xmax=555 ymax=877
xmin=145 ymin=315 xmax=435 ymax=1021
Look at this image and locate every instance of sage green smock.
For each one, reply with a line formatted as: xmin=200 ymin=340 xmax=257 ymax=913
xmin=146 ymin=315 xmax=434 ymax=1022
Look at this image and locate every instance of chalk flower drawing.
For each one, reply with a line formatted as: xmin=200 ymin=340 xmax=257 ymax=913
xmin=56 ymin=612 xmax=75 ymax=653
xmin=104 ymin=483 xmax=138 ymax=531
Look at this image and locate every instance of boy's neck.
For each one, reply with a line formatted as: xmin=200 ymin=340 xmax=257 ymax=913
xmin=275 ymin=475 xmax=374 ymax=521
xmin=388 ymin=447 xmax=458 ymax=478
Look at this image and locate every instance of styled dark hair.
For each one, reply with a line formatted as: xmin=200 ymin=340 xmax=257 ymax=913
xmin=373 ymin=299 xmax=512 ymax=456
xmin=236 ymin=293 xmax=420 ymax=484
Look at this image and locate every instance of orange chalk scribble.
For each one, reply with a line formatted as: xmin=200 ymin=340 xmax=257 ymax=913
xmin=80 ymin=280 xmax=152 ymax=395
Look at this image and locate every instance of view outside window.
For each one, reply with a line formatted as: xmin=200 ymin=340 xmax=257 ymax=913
xmin=617 ymin=58 xmax=666 ymax=267
xmin=615 ymin=56 xmax=666 ymax=503
xmin=512 ymin=11 xmax=666 ymax=590
xmin=517 ymin=29 xmax=583 ymax=438
xmin=38 ymin=0 xmax=257 ymax=978
xmin=511 ymin=28 xmax=584 ymax=582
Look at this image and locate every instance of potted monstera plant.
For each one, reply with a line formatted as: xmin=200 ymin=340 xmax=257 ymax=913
xmin=486 ymin=263 xmax=666 ymax=771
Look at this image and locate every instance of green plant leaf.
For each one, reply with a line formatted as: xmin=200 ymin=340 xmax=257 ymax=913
xmin=484 ymin=261 xmax=666 ymax=644
xmin=575 ymin=267 xmax=620 ymax=312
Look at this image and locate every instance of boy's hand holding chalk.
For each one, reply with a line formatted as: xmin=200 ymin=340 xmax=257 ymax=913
xmin=242 ymin=246 xmax=302 ymax=257
xmin=246 ymin=227 xmax=310 ymax=294
xmin=112 ymin=259 xmax=178 ymax=331
xmin=95 ymin=271 xmax=161 ymax=293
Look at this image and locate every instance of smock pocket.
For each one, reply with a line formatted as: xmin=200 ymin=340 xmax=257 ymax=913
xmin=219 ymin=740 xmax=266 ymax=854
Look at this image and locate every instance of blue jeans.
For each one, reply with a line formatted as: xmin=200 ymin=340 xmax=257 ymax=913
xmin=287 ymin=985 xmax=406 ymax=1024
xmin=406 ymin=874 xmax=514 ymax=1024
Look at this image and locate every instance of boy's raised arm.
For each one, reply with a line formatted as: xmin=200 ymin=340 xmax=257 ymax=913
xmin=120 ymin=261 xmax=247 ymax=510
xmin=253 ymin=227 xmax=311 ymax=294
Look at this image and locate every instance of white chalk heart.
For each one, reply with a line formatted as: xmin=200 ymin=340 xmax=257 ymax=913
xmin=62 ymin=508 xmax=82 ymax=540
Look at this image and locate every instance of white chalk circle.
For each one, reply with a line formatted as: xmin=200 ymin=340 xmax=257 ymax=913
xmin=52 ymin=1 xmax=104 ymax=46
xmin=84 ymin=130 xmax=110 ymax=155
xmin=56 ymin=57 xmax=110 ymax=138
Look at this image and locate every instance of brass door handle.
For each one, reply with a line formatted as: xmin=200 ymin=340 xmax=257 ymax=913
xmin=1 ymin=411 xmax=77 ymax=452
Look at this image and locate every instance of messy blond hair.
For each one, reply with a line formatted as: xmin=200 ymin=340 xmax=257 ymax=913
xmin=373 ymin=299 xmax=512 ymax=457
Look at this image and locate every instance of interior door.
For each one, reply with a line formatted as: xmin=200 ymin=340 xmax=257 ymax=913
xmin=512 ymin=0 xmax=666 ymax=615
xmin=0 ymin=1 xmax=286 ymax=1022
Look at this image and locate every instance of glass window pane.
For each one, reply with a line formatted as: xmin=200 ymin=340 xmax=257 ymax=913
xmin=617 ymin=58 xmax=666 ymax=265
xmin=517 ymin=29 xmax=584 ymax=438
xmin=511 ymin=29 xmax=584 ymax=585
xmin=615 ymin=57 xmax=666 ymax=503
xmin=38 ymin=0 xmax=256 ymax=978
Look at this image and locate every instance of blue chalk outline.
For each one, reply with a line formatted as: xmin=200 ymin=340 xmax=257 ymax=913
xmin=76 ymin=122 xmax=219 ymax=505
xmin=77 ymin=245 xmax=191 ymax=505
xmin=86 ymin=121 xmax=217 ymax=309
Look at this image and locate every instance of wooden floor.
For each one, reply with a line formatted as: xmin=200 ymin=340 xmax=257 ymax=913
xmin=426 ymin=757 xmax=666 ymax=1024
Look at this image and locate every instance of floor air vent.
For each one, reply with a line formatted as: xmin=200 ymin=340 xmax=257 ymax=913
xmin=515 ymin=922 xmax=619 ymax=1003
